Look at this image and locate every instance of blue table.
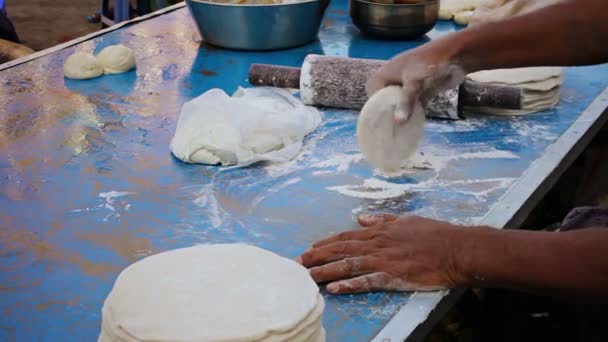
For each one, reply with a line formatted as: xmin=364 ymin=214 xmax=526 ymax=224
xmin=1 ymin=1 xmax=608 ymax=341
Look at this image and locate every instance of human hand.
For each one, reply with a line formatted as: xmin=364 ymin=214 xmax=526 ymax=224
xmin=366 ymin=42 xmax=467 ymax=123
xmin=297 ymin=214 xmax=471 ymax=294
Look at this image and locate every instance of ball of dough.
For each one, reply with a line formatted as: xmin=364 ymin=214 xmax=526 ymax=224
xmin=63 ymin=52 xmax=103 ymax=80
xmin=454 ymin=10 xmax=474 ymax=25
xmin=356 ymin=86 xmax=425 ymax=174
xmin=97 ymin=44 xmax=136 ymax=74
xmin=99 ymin=244 xmax=325 ymax=342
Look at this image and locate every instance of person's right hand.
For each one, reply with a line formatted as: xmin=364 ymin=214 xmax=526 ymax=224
xmin=366 ymin=40 xmax=467 ymax=123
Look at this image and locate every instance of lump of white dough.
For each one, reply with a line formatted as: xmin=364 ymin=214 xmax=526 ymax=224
xmin=356 ymin=86 xmax=425 ymax=174
xmin=170 ymin=87 xmax=322 ymax=166
xmin=97 ymin=44 xmax=136 ymax=74
xmin=454 ymin=10 xmax=474 ymax=25
xmin=465 ymin=67 xmax=563 ymax=115
xmin=439 ymin=0 xmax=480 ymax=19
xmin=98 ymin=244 xmax=325 ymax=342
xmin=63 ymin=52 xmax=103 ymax=80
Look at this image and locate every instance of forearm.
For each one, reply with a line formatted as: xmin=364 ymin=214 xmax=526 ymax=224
xmin=456 ymin=227 xmax=608 ymax=298
xmin=438 ymin=0 xmax=608 ymax=73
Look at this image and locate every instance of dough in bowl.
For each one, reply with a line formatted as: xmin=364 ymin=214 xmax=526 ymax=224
xmin=99 ymin=244 xmax=325 ymax=342
xmin=63 ymin=52 xmax=103 ymax=80
xmin=97 ymin=44 xmax=136 ymax=74
xmin=356 ymin=86 xmax=425 ymax=174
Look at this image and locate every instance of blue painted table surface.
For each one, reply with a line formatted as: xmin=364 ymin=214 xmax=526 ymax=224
xmin=2 ymin=1 xmax=608 ymax=341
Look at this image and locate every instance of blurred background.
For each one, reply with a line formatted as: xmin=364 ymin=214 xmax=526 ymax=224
xmin=0 ymin=0 xmax=182 ymax=62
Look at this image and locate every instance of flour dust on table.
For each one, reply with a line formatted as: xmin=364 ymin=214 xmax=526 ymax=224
xmin=170 ymin=87 xmax=322 ymax=166
xmin=99 ymin=244 xmax=325 ymax=342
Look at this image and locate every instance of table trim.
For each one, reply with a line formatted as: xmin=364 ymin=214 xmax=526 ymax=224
xmin=0 ymin=2 xmax=187 ymax=71
xmin=373 ymin=85 xmax=608 ymax=342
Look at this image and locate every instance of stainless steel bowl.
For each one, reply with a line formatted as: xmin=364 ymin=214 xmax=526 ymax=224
xmin=349 ymin=0 xmax=439 ymax=39
xmin=186 ymin=0 xmax=329 ymax=50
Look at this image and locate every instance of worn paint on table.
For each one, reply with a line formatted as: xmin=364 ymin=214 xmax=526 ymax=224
xmin=1 ymin=0 xmax=608 ymax=341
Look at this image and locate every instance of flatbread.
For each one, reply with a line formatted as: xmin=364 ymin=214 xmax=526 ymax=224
xmin=99 ymin=244 xmax=324 ymax=342
xmin=465 ymin=67 xmax=563 ymax=115
xmin=357 ymin=86 xmax=425 ymax=174
xmin=467 ymin=67 xmax=562 ymax=85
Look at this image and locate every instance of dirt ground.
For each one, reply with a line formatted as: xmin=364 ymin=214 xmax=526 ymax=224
xmin=6 ymin=0 xmax=102 ymax=51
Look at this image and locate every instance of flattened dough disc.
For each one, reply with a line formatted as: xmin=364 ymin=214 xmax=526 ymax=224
xmin=357 ymin=86 xmax=425 ymax=174
xmin=99 ymin=244 xmax=323 ymax=342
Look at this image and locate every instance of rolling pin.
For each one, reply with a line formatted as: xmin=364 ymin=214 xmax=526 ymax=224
xmin=248 ymin=54 xmax=524 ymax=120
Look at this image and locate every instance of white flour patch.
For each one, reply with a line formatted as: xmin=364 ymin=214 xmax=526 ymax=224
xmin=329 ymin=177 xmax=516 ymax=200
xmin=95 ymin=191 xmax=135 ymax=221
xmin=312 ymin=153 xmax=363 ymax=173
xmin=251 ymin=177 xmax=302 ymax=209
xmin=312 ymin=170 xmax=336 ymax=176
xmin=414 ymin=148 xmax=519 ymax=170
xmin=424 ymin=119 xmax=486 ymax=133
xmin=192 ymin=184 xmax=226 ymax=228
xmin=510 ymin=121 xmax=558 ymax=141
xmin=264 ymin=129 xmax=330 ymax=178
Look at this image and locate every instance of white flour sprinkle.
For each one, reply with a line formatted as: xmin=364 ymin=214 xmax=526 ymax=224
xmin=193 ymin=184 xmax=226 ymax=228
xmin=251 ymin=177 xmax=302 ymax=209
xmin=97 ymin=191 xmax=135 ymax=221
xmin=312 ymin=153 xmax=363 ymax=173
xmin=329 ymin=177 xmax=516 ymax=200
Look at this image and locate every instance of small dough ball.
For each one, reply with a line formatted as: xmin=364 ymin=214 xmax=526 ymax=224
xmin=357 ymin=86 xmax=425 ymax=174
xmin=454 ymin=10 xmax=474 ymax=25
xmin=97 ymin=44 xmax=136 ymax=74
xmin=63 ymin=52 xmax=103 ymax=80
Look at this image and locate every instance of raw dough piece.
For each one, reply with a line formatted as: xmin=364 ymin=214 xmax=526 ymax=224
xmin=357 ymin=86 xmax=425 ymax=174
xmin=439 ymin=0 xmax=480 ymax=19
xmin=63 ymin=52 xmax=103 ymax=79
xmin=454 ymin=10 xmax=474 ymax=25
xmin=97 ymin=44 xmax=136 ymax=74
xmin=170 ymin=87 xmax=322 ymax=166
xmin=99 ymin=244 xmax=325 ymax=342
xmin=465 ymin=67 xmax=563 ymax=115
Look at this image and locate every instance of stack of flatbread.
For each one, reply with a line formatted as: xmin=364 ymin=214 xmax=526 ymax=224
xmin=464 ymin=67 xmax=563 ymax=115
xmin=99 ymin=244 xmax=325 ymax=342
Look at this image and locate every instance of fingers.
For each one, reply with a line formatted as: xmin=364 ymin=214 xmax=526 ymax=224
xmin=326 ymin=272 xmax=395 ymax=294
xmin=310 ymin=228 xmax=379 ymax=248
xmin=298 ymin=241 xmax=371 ymax=268
xmin=394 ymin=81 xmax=421 ymax=125
xmin=366 ymin=74 xmax=388 ymax=98
xmin=357 ymin=213 xmax=398 ymax=227
xmin=309 ymin=256 xmax=378 ymax=283
xmin=366 ymin=64 xmax=403 ymax=97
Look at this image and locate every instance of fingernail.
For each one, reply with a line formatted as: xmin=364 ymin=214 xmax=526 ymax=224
xmin=327 ymin=283 xmax=339 ymax=293
xmin=294 ymin=256 xmax=303 ymax=264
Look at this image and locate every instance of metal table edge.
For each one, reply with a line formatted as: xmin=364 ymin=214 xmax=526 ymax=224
xmin=0 ymin=2 xmax=187 ymax=71
xmin=372 ymin=85 xmax=608 ymax=342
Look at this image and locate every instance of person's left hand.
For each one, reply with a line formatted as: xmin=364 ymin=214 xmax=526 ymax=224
xmin=296 ymin=214 xmax=471 ymax=294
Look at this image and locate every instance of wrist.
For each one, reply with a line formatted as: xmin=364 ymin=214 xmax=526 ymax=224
xmin=449 ymin=225 xmax=501 ymax=287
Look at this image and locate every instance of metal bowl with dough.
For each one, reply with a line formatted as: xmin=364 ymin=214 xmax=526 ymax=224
xmin=349 ymin=0 xmax=439 ymax=39
xmin=186 ymin=0 xmax=329 ymax=50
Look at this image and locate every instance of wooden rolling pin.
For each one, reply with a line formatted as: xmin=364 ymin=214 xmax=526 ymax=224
xmin=248 ymin=55 xmax=524 ymax=120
